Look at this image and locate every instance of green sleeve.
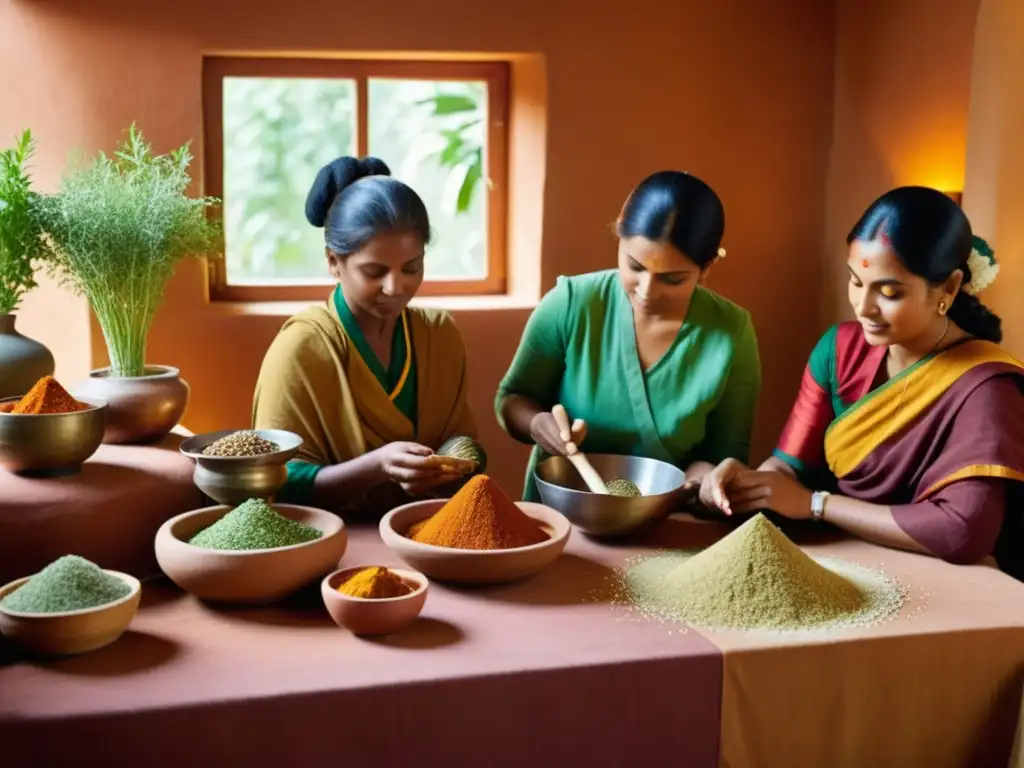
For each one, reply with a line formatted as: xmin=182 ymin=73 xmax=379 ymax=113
xmin=807 ymin=324 xmax=838 ymax=389
xmin=697 ymin=313 xmax=762 ymax=464
xmin=495 ymin=279 xmax=570 ymax=418
xmin=275 ymin=460 xmax=322 ymax=505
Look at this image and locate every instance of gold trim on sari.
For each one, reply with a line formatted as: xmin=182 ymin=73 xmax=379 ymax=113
xmin=825 ymin=341 xmax=1022 ymax=479
xmin=921 ymin=464 xmax=1024 ymax=499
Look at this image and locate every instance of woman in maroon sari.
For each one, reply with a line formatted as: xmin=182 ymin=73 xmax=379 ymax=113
xmin=705 ymin=187 xmax=1024 ymax=576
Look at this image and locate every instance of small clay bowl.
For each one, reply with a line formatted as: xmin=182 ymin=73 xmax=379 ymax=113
xmin=0 ymin=571 xmax=141 ymax=656
xmin=321 ymin=566 xmax=428 ymax=636
xmin=154 ymin=503 xmax=347 ymax=603
xmin=379 ymin=500 xmax=571 ymax=585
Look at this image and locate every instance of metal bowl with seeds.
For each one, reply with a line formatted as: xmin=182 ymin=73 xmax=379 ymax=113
xmin=179 ymin=429 xmax=303 ymax=506
xmin=535 ymin=454 xmax=687 ymax=537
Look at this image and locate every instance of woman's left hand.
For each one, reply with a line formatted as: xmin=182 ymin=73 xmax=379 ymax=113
xmin=727 ymin=470 xmax=813 ymax=519
xmin=674 ymin=479 xmax=701 ymax=509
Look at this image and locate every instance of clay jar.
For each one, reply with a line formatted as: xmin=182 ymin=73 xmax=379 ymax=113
xmin=73 ymin=365 xmax=189 ymax=444
xmin=0 ymin=314 xmax=55 ymax=400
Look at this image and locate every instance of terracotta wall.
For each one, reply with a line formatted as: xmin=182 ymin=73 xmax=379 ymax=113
xmin=2 ymin=0 xmax=836 ymax=491
xmin=822 ymin=0 xmax=980 ymax=327
xmin=963 ymin=0 xmax=1024 ymax=358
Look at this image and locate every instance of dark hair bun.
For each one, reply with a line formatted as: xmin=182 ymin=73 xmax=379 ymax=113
xmin=305 ymin=156 xmax=392 ymax=227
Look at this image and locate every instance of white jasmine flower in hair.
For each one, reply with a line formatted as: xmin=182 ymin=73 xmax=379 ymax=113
xmin=963 ymin=236 xmax=999 ymax=296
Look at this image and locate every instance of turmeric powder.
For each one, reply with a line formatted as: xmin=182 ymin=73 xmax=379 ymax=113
xmin=337 ymin=567 xmax=412 ymax=599
xmin=11 ymin=376 xmax=88 ymax=415
xmin=0 ymin=402 xmax=14 ymax=414
xmin=409 ymin=475 xmax=548 ymax=550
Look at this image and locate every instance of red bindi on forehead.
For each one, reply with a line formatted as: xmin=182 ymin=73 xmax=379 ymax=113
xmin=858 ymin=231 xmax=891 ymax=269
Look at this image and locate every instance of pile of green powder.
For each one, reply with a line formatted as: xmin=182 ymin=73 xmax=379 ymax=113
xmin=607 ymin=478 xmax=642 ymax=497
xmin=0 ymin=555 xmax=131 ymax=614
xmin=623 ymin=514 xmax=906 ymax=632
xmin=189 ymin=498 xmax=323 ymax=551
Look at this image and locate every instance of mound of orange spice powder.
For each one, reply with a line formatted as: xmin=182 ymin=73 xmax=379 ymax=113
xmin=409 ymin=475 xmax=548 ymax=550
xmin=337 ymin=567 xmax=412 ymax=599
xmin=3 ymin=376 xmax=88 ymax=415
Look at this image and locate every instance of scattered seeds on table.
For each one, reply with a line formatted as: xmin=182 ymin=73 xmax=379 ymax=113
xmin=617 ymin=513 xmax=907 ymax=634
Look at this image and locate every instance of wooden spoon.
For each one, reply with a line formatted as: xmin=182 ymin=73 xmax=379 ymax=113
xmin=551 ymin=404 xmax=610 ymax=495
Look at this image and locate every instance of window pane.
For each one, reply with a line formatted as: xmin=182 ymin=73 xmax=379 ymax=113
xmin=222 ymin=76 xmax=356 ymax=283
xmin=368 ymin=78 xmax=488 ymax=281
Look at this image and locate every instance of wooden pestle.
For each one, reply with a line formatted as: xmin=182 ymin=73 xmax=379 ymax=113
xmin=551 ymin=404 xmax=610 ymax=495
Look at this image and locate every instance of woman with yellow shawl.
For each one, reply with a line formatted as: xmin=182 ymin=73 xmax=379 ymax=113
xmin=705 ymin=187 xmax=1024 ymax=576
xmin=253 ymin=156 xmax=483 ymax=516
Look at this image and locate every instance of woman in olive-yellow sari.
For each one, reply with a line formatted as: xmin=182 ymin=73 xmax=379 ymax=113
xmin=704 ymin=187 xmax=1024 ymax=577
xmin=253 ymin=156 xmax=483 ymax=517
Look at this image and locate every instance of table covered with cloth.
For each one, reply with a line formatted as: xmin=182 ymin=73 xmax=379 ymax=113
xmin=0 ymin=430 xmax=203 ymax=584
xmin=1 ymin=516 xmax=1023 ymax=767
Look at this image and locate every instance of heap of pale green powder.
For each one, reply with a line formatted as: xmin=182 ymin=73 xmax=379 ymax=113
xmin=189 ymin=498 xmax=322 ymax=551
xmin=624 ymin=513 xmax=905 ymax=632
xmin=607 ymin=478 xmax=642 ymax=497
xmin=0 ymin=555 xmax=131 ymax=614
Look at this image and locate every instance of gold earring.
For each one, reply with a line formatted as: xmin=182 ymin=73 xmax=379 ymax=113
xmin=938 ymin=301 xmax=948 ymax=316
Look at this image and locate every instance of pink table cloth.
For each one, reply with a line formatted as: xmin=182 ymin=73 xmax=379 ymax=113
xmin=0 ymin=432 xmax=203 ymax=584
xmin=1 ymin=516 xmax=1022 ymax=767
xmin=0 ymin=523 xmax=723 ymax=767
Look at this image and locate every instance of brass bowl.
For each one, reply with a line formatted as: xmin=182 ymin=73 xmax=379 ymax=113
xmin=0 ymin=396 xmax=108 ymax=477
xmin=179 ymin=429 xmax=304 ymax=505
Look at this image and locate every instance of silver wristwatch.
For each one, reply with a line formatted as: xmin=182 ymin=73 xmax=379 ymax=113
xmin=810 ymin=490 xmax=830 ymax=522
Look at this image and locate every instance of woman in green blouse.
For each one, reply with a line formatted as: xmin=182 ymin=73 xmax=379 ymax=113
xmin=496 ymin=170 xmax=762 ymax=502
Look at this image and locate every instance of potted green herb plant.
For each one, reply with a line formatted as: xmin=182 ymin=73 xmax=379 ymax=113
xmin=40 ymin=125 xmax=220 ymax=444
xmin=0 ymin=129 xmax=54 ymax=400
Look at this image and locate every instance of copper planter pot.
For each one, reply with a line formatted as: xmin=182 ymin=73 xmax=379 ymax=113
xmin=73 ymin=365 xmax=189 ymax=444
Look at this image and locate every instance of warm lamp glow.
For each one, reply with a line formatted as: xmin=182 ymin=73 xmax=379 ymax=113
xmin=944 ymin=191 xmax=963 ymax=207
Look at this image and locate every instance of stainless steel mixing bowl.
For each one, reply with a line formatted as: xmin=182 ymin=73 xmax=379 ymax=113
xmin=534 ymin=453 xmax=687 ymax=537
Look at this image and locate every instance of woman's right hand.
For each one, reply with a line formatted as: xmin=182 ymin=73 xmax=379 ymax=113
xmin=529 ymin=409 xmax=587 ymax=456
xmin=375 ymin=442 xmax=462 ymax=496
xmin=699 ymin=458 xmax=750 ymax=515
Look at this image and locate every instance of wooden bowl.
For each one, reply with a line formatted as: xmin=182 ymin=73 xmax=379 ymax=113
xmin=154 ymin=504 xmax=347 ymax=603
xmin=379 ymin=500 xmax=571 ymax=585
xmin=0 ymin=571 xmax=141 ymax=656
xmin=321 ymin=566 xmax=428 ymax=636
